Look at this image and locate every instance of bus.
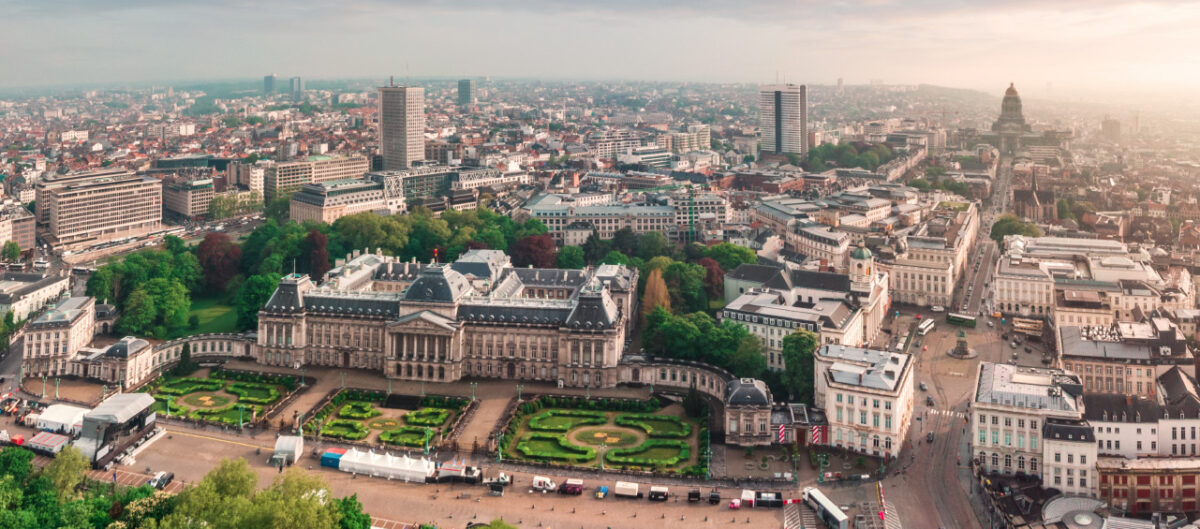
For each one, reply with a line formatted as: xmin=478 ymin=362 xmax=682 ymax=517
xmin=802 ymin=487 xmax=848 ymax=529
xmin=1013 ymin=318 xmax=1044 ymax=338
xmin=917 ymin=319 xmax=935 ymax=336
xmin=947 ymin=313 xmax=977 ymax=328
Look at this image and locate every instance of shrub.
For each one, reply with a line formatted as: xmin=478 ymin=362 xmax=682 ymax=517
xmin=320 ymin=419 xmax=370 ymax=441
xmin=155 ymin=377 xmax=224 ymax=396
xmin=151 ymin=395 xmax=188 ymax=416
xmin=419 ymin=395 xmax=469 ymax=410
xmin=605 ymin=439 xmax=690 ymax=468
xmin=403 ymin=408 xmax=451 ymax=427
xmin=514 ymin=433 xmax=596 ymax=463
xmin=225 ymin=382 xmax=282 ymax=405
xmin=527 ymin=409 xmax=607 ymax=432
xmin=614 ymin=413 xmax=691 ymax=438
xmin=379 ymin=426 xmax=434 ymax=447
xmin=339 ymin=401 xmax=382 ymax=420
xmin=210 ymin=369 xmax=298 ymax=391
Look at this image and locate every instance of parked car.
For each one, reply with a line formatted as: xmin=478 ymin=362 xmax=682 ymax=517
xmin=926 ymin=396 xmax=935 ymax=406
xmin=148 ymin=471 xmax=174 ymax=490
xmin=919 ymin=382 xmax=928 ymax=391
xmin=927 ymin=432 xmax=934 ymax=443
xmin=931 ymin=306 xmax=945 ymax=313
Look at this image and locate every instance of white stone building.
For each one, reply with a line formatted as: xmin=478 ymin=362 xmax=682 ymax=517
xmin=814 ymin=344 xmax=914 ymax=459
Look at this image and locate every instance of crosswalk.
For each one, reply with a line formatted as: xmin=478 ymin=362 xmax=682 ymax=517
xmin=927 ymin=409 xmax=967 ymax=419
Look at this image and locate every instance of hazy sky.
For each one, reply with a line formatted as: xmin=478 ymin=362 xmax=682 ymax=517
xmin=4 ymin=0 xmax=1200 ymax=98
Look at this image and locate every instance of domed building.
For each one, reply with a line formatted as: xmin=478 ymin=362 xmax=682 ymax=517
xmin=992 ymin=83 xmax=1032 ymax=154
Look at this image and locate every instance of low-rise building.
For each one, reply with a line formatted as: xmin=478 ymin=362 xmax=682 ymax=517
xmin=162 ymin=175 xmax=214 ymax=220
xmin=725 ymin=378 xmax=775 ymax=446
xmin=289 ymin=178 xmax=406 ymax=224
xmin=814 ymin=344 xmax=914 ymax=459
xmin=0 ymin=272 xmax=70 ymax=321
xmin=20 ymin=296 xmax=96 ymax=379
xmin=1042 ymin=418 xmax=1098 ymax=497
xmin=1058 ymin=319 xmax=1192 ymax=396
xmin=1097 ymin=456 xmax=1200 ymax=514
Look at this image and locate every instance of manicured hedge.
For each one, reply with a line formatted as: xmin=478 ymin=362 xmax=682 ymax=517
xmin=420 ymin=395 xmax=470 ymax=411
xmin=517 ymin=396 xmax=661 ymax=416
xmin=320 ymin=419 xmax=370 ymax=441
xmin=151 ymin=395 xmax=188 ymax=416
xmin=527 ymin=410 xmax=607 ymax=432
xmin=210 ymin=369 xmax=298 ymax=391
xmin=403 ymin=407 xmax=451 ymax=427
xmin=156 ymin=377 xmax=224 ymax=396
xmin=339 ymin=401 xmax=382 ymax=420
xmin=614 ymin=413 xmax=691 ymax=438
xmin=605 ymin=439 xmax=690 ymax=468
xmin=303 ymin=389 xmax=387 ymax=435
xmin=515 ymin=433 xmax=596 ymax=463
xmin=224 ymin=382 xmax=282 ymax=405
xmin=379 ymin=426 xmax=434 ymax=447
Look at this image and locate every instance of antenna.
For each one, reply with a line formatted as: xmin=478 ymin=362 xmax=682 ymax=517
xmin=292 ymin=259 xmax=297 ymax=276
xmin=389 ymin=75 xmax=394 ymax=87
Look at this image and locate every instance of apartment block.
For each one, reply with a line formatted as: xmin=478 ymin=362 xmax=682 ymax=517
xmin=162 ymin=175 xmax=215 ymax=220
xmin=262 ymin=155 xmax=370 ymax=202
xmin=37 ymin=170 xmax=162 ymax=249
xmin=290 ymin=178 xmax=406 ymax=224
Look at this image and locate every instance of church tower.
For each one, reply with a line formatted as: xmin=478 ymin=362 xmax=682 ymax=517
xmin=849 ymin=245 xmax=873 ymax=291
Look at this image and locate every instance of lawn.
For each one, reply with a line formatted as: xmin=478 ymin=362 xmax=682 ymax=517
xmin=186 ymin=296 xmax=237 ymax=335
xmin=572 ymin=428 xmax=639 ymax=447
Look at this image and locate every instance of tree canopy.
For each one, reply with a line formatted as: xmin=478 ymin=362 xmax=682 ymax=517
xmin=991 ymin=213 xmax=1043 ymax=244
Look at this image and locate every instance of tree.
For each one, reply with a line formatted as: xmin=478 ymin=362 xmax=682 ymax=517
xmin=642 ymin=269 xmax=671 ymax=319
xmin=907 ymin=178 xmax=932 ymax=191
xmin=696 ymin=257 xmax=724 ymax=300
xmin=662 ymin=261 xmax=708 ymax=314
xmin=198 ymin=233 xmax=243 ymax=293
xmin=634 ymin=231 xmax=669 ymax=260
xmin=306 ymin=230 xmax=331 ymax=282
xmin=264 ymin=193 xmax=293 ymax=224
xmin=1057 ymin=199 xmax=1075 ymax=220
xmin=781 ymin=330 xmax=819 ymax=403
xmin=336 ymin=494 xmax=371 ymax=529
xmin=42 ymin=447 xmax=88 ymax=501
xmin=143 ymin=277 xmax=191 ymax=336
xmin=118 ymin=289 xmax=157 ymax=336
xmin=727 ymin=335 xmax=767 ymax=379
xmin=172 ymin=343 xmax=197 ymax=376
xmin=555 ymin=246 xmax=585 ymax=269
xmin=990 ymin=213 xmax=1043 ymax=244
xmin=236 ymin=275 xmax=280 ymax=331
xmin=581 ymin=231 xmax=611 ymax=264
xmin=510 ymin=234 xmax=557 ymax=268
xmin=599 ymin=250 xmax=630 ymax=266
xmin=0 ymin=242 xmax=18 ymax=262
xmin=611 ymin=228 xmax=637 ymax=256
xmin=0 ymin=446 xmax=34 ymax=483
xmin=704 ymin=242 xmax=755 ymax=272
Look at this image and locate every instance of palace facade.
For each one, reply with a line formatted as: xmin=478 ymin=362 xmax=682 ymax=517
xmin=253 ymin=250 xmax=638 ymax=388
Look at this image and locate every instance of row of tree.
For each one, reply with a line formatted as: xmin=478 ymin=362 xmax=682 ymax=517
xmin=86 ymin=237 xmax=201 ymax=339
xmin=0 ymin=445 xmax=370 ymax=529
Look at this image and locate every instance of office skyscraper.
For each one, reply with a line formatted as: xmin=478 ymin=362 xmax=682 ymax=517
xmin=264 ymin=74 xmax=277 ymax=94
xmin=378 ymin=84 xmax=425 ymax=170
xmin=759 ymin=84 xmax=807 ymax=157
xmin=290 ymin=77 xmax=304 ymax=100
xmin=457 ymin=79 xmax=475 ymax=107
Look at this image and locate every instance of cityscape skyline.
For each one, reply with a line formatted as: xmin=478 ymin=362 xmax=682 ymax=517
xmin=4 ymin=0 xmax=1200 ymax=101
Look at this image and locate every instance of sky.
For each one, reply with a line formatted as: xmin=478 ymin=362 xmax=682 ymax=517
xmin=3 ymin=0 xmax=1200 ymax=100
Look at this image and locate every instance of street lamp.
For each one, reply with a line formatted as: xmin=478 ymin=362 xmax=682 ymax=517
xmin=340 ymin=371 xmax=345 ymax=389
xmin=515 ymin=384 xmax=524 ymax=402
xmin=238 ymin=404 xmax=245 ymax=430
xmin=420 ymin=380 xmax=426 ymax=397
xmin=469 ymin=382 xmax=478 ymax=401
xmin=599 ymin=442 xmax=607 ymax=470
xmin=167 ymin=395 xmax=173 ymax=418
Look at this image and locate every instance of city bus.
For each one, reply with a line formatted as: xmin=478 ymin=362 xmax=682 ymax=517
xmin=1013 ymin=318 xmax=1044 ymax=339
xmin=802 ymin=487 xmax=848 ymax=529
xmin=947 ymin=313 xmax=977 ymax=328
xmin=917 ymin=319 xmax=935 ymax=336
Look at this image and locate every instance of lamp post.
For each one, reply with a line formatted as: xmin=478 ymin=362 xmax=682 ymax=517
xmin=469 ymin=382 xmax=477 ymax=401
xmin=599 ymin=442 xmax=607 ymax=471
xmin=340 ymin=371 xmax=345 ymax=389
xmin=703 ymin=448 xmax=712 ymax=481
xmin=387 ymin=378 xmax=392 ymax=395
xmin=54 ymin=378 xmax=59 ymax=400
xmin=167 ymin=395 xmax=173 ymax=418
xmin=300 ymin=368 xmax=306 ymax=387
xmin=238 ymin=404 xmax=245 ymax=430
xmin=420 ymin=380 xmax=425 ymax=397
xmin=515 ymin=384 xmax=524 ymax=403
xmin=40 ymin=375 xmax=46 ymax=399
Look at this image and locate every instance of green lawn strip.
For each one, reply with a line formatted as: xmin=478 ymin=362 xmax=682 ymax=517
xmin=515 ymin=432 xmax=596 ymax=463
xmin=320 ymin=419 xmax=370 ymax=441
xmin=339 ymin=401 xmax=382 ymax=420
xmin=614 ymin=413 xmax=691 ymax=438
xmin=180 ymin=392 xmax=232 ymax=408
xmin=403 ymin=407 xmax=451 ymax=426
xmin=605 ymin=439 xmax=690 ymax=468
xmin=572 ymin=429 xmax=639 ymax=447
xmin=379 ymin=426 xmax=434 ymax=447
xmin=186 ymin=296 xmax=238 ymax=335
xmin=527 ymin=409 xmax=607 ymax=432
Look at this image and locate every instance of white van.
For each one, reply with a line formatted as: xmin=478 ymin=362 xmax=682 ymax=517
xmin=531 ymin=475 xmax=556 ymax=492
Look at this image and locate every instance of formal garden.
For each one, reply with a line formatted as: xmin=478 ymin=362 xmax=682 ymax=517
xmin=143 ymin=368 xmax=300 ymax=426
xmin=302 ymin=390 xmax=469 ymax=450
xmin=498 ymin=395 xmax=708 ymax=476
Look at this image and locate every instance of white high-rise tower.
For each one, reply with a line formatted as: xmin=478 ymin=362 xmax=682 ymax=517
xmin=379 ymin=83 xmax=425 ymax=170
xmin=759 ymin=84 xmax=807 ymax=157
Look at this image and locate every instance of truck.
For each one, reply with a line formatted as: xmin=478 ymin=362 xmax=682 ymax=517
xmin=481 ymin=471 xmax=510 ymax=487
xmin=613 ymin=481 xmax=642 ymax=499
xmin=648 ymin=486 xmax=669 ymax=502
xmin=531 ymin=475 xmax=556 ymax=492
xmin=558 ymin=479 xmax=584 ymax=495
xmin=755 ymin=491 xmax=784 ymax=508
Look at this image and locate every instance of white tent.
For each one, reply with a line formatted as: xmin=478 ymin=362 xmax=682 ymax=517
xmin=37 ymin=404 xmax=89 ymax=436
xmin=337 ymin=449 xmax=434 ymax=483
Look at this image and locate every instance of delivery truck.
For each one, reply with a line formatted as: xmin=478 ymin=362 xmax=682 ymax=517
xmin=613 ymin=481 xmax=642 ymax=499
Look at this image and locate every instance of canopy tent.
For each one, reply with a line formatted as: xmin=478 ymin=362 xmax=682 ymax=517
xmin=337 ymin=449 xmax=433 ymax=483
xmin=37 ymin=404 xmax=89 ymax=435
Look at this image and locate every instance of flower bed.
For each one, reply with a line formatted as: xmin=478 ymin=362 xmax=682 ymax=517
xmin=403 ymin=407 xmax=451 ymax=427
xmin=527 ymin=409 xmax=607 ymax=432
xmin=155 ymin=377 xmax=224 ymax=396
xmin=339 ymin=401 xmax=382 ymax=420
xmin=614 ymin=413 xmax=691 ymax=438
xmin=605 ymin=439 xmax=690 ymax=468
xmin=379 ymin=426 xmax=434 ymax=448
xmin=515 ymin=432 xmax=596 ymax=463
xmin=320 ymin=419 xmax=370 ymax=441
xmin=224 ymin=382 xmax=281 ymax=405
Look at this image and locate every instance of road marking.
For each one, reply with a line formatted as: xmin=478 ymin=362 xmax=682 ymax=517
xmin=166 ymin=429 xmax=271 ymax=450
